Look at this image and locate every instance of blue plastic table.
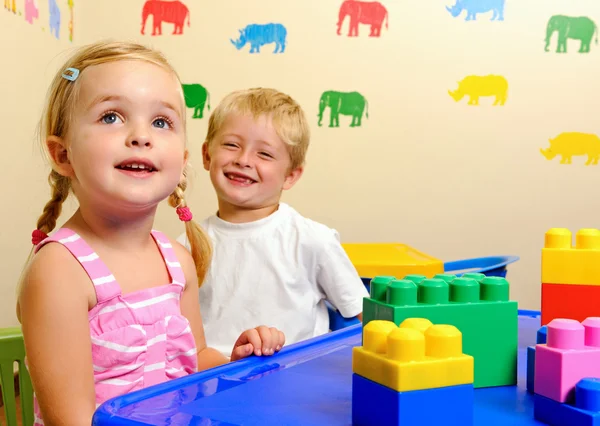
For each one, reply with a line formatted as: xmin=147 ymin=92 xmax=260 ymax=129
xmin=93 ymin=310 xmax=545 ymax=425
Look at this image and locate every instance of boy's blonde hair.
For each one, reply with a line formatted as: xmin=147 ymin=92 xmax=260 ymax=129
xmin=24 ymin=40 xmax=211 ymax=287
xmin=205 ymin=88 xmax=310 ymax=170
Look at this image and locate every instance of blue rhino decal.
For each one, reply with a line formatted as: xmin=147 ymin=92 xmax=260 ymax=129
xmin=446 ymin=0 xmax=505 ymax=21
xmin=230 ymin=23 xmax=287 ymax=54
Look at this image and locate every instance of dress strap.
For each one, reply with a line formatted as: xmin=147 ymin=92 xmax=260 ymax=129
xmin=34 ymin=228 xmax=122 ymax=303
xmin=150 ymin=230 xmax=186 ymax=288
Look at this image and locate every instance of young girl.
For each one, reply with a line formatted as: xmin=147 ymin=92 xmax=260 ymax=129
xmin=16 ymin=40 xmax=286 ymax=426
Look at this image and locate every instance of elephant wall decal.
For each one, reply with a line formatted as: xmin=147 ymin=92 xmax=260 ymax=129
xmin=544 ymin=15 xmax=598 ymax=53
xmin=317 ymin=91 xmax=369 ymax=127
xmin=141 ymin=0 xmax=190 ymax=36
xmin=25 ymin=0 xmax=39 ymax=24
xmin=336 ymin=0 xmax=388 ymax=37
xmin=182 ymin=84 xmax=210 ymax=119
xmin=48 ymin=0 xmax=60 ymax=39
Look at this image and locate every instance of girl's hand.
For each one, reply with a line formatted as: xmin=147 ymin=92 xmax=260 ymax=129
xmin=230 ymin=326 xmax=286 ymax=361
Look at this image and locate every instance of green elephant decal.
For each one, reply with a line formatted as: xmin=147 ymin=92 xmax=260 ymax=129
xmin=182 ymin=84 xmax=211 ymax=119
xmin=545 ymin=15 xmax=598 ymax=53
xmin=317 ymin=91 xmax=369 ymax=128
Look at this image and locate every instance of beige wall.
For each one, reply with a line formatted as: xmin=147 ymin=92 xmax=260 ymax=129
xmin=2 ymin=0 xmax=600 ymax=327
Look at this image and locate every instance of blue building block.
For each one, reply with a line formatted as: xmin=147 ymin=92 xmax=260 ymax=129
xmin=527 ymin=346 xmax=536 ymax=393
xmin=351 ymin=374 xmax=473 ymax=426
xmin=526 ymin=325 xmax=548 ymax=393
xmin=537 ymin=325 xmax=548 ymax=344
xmin=534 ymin=378 xmax=600 ymax=426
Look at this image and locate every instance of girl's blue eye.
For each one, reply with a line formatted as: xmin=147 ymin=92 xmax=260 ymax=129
xmin=102 ymin=113 xmax=119 ymax=124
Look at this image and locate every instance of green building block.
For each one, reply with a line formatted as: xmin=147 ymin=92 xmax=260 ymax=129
xmin=363 ymin=275 xmax=518 ymax=389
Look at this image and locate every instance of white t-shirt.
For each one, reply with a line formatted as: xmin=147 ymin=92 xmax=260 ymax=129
xmin=177 ymin=203 xmax=369 ymax=357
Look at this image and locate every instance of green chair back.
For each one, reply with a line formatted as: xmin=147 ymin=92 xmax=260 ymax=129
xmin=0 ymin=327 xmax=33 ymax=426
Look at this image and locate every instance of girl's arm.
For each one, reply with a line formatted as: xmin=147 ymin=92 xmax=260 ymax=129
xmin=18 ymin=243 xmax=97 ymax=426
xmin=174 ymin=242 xmax=231 ymax=370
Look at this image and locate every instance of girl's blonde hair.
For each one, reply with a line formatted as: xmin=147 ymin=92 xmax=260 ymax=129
xmin=24 ymin=40 xmax=211 ymax=288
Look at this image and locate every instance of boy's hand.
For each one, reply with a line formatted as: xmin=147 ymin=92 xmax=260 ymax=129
xmin=230 ymin=326 xmax=286 ymax=361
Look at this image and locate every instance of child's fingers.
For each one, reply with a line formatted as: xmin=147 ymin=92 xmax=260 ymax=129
xmin=255 ymin=325 xmax=275 ymax=355
xmin=231 ymin=343 xmax=254 ymax=361
xmin=242 ymin=328 xmax=264 ymax=356
xmin=276 ymin=330 xmax=285 ymax=351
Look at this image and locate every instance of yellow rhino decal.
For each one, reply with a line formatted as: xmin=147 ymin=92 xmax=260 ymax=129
xmin=541 ymin=132 xmax=600 ymax=165
xmin=448 ymin=75 xmax=508 ymax=106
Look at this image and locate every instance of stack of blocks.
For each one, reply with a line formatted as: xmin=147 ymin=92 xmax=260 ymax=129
xmin=542 ymin=228 xmax=600 ymax=325
xmin=533 ymin=317 xmax=600 ymax=425
xmin=351 ymin=318 xmax=474 ymax=426
xmin=362 ymin=272 xmax=518 ymax=388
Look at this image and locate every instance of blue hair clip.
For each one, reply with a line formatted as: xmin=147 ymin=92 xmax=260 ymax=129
xmin=62 ymin=67 xmax=80 ymax=81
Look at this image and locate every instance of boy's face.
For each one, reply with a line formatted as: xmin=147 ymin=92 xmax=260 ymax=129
xmin=203 ymin=112 xmax=303 ymax=214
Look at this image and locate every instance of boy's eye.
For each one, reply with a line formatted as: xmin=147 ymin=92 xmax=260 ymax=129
xmin=101 ymin=112 xmax=122 ymax=124
xmin=153 ymin=117 xmax=172 ymax=129
xmin=259 ymin=152 xmax=273 ymax=158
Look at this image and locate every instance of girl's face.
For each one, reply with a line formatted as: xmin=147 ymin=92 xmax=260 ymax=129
xmin=50 ymin=60 xmax=188 ymax=217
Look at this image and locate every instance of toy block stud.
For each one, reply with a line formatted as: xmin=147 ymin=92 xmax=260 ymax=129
xmin=352 ymin=318 xmax=473 ymax=392
xmin=386 ymin=280 xmax=418 ymax=306
xmin=535 ymin=317 xmax=600 ymax=403
xmin=434 ymin=273 xmax=457 ymax=283
xmin=577 ymin=229 xmax=600 ymax=250
xmin=449 ymin=277 xmax=479 ymax=303
xmin=577 ymin=377 xmax=600 ymax=412
xmin=545 ymin=228 xmax=572 ymax=249
xmin=462 ymin=272 xmax=486 ymax=282
xmin=534 ymin=377 xmax=600 ymax=426
xmin=364 ymin=320 xmax=401 ymax=354
xmin=419 ymin=278 xmax=448 ymax=304
xmin=370 ymin=276 xmax=396 ymax=301
xmin=403 ymin=274 xmax=426 ymax=285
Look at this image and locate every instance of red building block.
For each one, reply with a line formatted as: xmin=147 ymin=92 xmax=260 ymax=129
xmin=541 ymin=283 xmax=600 ymax=326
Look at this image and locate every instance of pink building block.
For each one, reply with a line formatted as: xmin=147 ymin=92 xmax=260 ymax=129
xmin=534 ymin=317 xmax=600 ymax=403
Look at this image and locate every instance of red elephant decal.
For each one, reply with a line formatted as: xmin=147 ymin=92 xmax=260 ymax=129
xmin=337 ymin=0 xmax=388 ymax=37
xmin=141 ymin=0 xmax=190 ymax=36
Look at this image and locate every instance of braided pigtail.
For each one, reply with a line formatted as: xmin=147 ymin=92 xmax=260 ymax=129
xmin=36 ymin=171 xmax=71 ymax=238
xmin=168 ymin=173 xmax=212 ymax=287
xmin=16 ymin=170 xmax=71 ymax=297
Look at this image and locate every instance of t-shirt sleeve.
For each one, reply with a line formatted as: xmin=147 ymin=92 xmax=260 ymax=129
xmin=315 ymin=228 xmax=370 ymax=319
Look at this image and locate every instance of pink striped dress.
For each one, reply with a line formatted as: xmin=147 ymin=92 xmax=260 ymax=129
xmin=30 ymin=227 xmax=198 ymax=425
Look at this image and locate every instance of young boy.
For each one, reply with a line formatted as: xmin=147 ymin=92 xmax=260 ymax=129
xmin=178 ymin=88 xmax=369 ymax=358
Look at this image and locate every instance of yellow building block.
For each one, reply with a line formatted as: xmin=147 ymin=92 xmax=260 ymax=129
xmin=352 ymin=318 xmax=474 ymax=392
xmin=542 ymin=228 xmax=600 ymax=286
xmin=342 ymin=243 xmax=444 ymax=279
